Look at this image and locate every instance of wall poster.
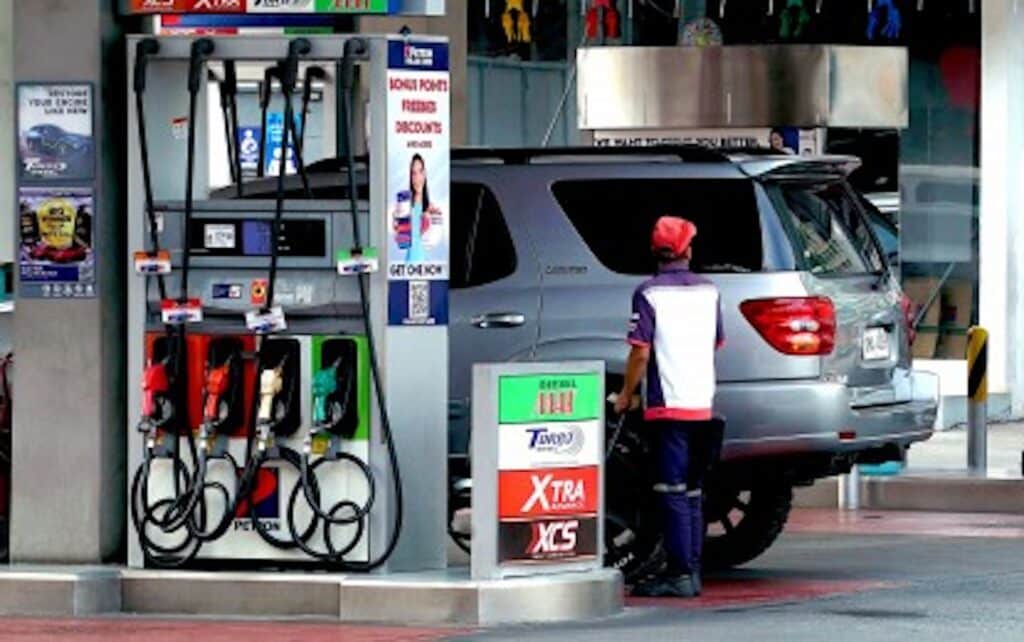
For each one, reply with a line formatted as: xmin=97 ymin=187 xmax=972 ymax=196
xmin=18 ymin=187 xmax=96 ymax=299
xmin=17 ymin=83 xmax=95 ymax=182
xmin=385 ymin=40 xmax=450 ymax=326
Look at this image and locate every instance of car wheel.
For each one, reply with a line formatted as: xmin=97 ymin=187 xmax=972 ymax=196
xmin=702 ymin=481 xmax=793 ymax=570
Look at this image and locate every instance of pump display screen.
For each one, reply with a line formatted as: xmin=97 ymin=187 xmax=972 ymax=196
xmin=188 ymin=218 xmax=326 ymax=257
xmin=243 ymin=221 xmax=273 ymax=256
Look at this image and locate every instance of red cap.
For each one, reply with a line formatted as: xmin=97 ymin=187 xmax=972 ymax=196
xmin=651 ymin=216 xmax=697 ymax=258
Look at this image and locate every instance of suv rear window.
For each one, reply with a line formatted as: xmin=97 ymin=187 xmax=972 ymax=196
xmin=551 ymin=179 xmax=763 ymax=275
xmin=767 ymin=180 xmax=884 ymax=275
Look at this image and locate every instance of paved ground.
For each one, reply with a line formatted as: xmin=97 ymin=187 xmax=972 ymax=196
xmin=905 ymin=423 xmax=1024 ymax=478
xmin=2 ymin=509 xmax=1023 ymax=641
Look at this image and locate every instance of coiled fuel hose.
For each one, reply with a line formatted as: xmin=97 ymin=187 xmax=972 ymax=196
xmin=130 ymin=38 xmax=230 ymax=567
xmin=283 ymin=37 xmax=405 ymax=569
xmin=237 ymin=44 xmax=326 ymax=554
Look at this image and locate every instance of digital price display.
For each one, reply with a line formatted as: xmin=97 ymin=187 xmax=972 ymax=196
xmin=242 ymin=220 xmax=273 ymax=256
xmin=188 ymin=218 xmax=326 ymax=258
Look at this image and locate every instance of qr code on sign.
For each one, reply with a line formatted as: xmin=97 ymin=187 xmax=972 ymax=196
xmin=409 ymin=281 xmax=430 ymax=320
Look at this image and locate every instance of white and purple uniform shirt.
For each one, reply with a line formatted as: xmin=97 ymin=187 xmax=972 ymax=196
xmin=627 ymin=262 xmax=724 ymax=422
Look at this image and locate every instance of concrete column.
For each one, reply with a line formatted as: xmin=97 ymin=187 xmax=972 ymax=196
xmin=0 ymin=0 xmax=14 ymax=264
xmin=980 ymin=0 xmax=1024 ymax=412
xmin=10 ymin=0 xmax=125 ymax=562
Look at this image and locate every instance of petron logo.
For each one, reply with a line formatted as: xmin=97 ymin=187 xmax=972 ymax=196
xmin=234 ymin=467 xmax=279 ymax=523
xmin=528 ymin=519 xmax=578 ymax=557
xmin=403 ymin=44 xmax=435 ymax=67
xmin=526 ymin=425 xmax=584 ymax=457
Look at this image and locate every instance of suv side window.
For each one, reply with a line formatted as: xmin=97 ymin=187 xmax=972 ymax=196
xmin=451 ymin=182 xmax=517 ymax=289
xmin=551 ymin=178 xmax=764 ymax=275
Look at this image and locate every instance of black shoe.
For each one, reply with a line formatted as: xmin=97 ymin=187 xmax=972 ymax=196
xmin=691 ymin=571 xmax=702 ymax=596
xmin=631 ymin=574 xmax=698 ymax=598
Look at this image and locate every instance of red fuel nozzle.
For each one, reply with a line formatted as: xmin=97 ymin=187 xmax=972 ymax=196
xmin=141 ymin=361 xmax=170 ymax=420
xmin=203 ymin=361 xmax=233 ymax=423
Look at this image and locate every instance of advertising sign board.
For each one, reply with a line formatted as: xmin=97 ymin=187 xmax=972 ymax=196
xmin=472 ymin=362 xmax=605 ymax=579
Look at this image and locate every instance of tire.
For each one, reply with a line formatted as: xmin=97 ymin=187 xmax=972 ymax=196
xmin=702 ymin=481 xmax=793 ymax=571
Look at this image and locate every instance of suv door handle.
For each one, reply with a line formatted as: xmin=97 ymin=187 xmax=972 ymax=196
xmin=471 ymin=312 xmax=525 ymax=329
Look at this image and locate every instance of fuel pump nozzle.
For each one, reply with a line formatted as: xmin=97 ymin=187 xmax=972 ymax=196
xmin=139 ymin=359 xmax=172 ymax=436
xmin=311 ymin=358 xmax=341 ymax=431
xmin=256 ymin=355 xmax=289 ymax=450
xmin=198 ymin=354 xmax=236 ymax=452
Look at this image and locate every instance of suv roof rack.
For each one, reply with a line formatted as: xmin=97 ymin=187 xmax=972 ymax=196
xmin=451 ymin=145 xmax=730 ymax=165
xmin=717 ymin=146 xmax=793 ymax=157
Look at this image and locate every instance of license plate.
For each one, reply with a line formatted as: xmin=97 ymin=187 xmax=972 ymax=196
xmin=862 ymin=327 xmax=891 ymax=361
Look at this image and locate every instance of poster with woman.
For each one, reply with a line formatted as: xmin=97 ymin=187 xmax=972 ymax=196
xmin=385 ymin=40 xmax=451 ymax=326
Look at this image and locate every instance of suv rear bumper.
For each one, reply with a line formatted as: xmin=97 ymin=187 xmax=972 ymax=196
xmin=717 ymin=370 xmax=938 ymax=461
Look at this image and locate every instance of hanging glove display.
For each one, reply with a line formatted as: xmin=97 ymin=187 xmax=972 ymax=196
xmin=778 ymin=0 xmax=811 ymax=40
xmin=586 ymin=0 xmax=622 ymax=42
xmin=866 ymin=0 xmax=902 ymax=41
xmin=501 ymin=0 xmax=532 ymax=45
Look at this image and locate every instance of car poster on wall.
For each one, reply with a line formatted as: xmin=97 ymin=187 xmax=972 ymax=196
xmin=17 ymin=83 xmax=94 ymax=182
xmin=17 ymin=187 xmax=96 ymax=299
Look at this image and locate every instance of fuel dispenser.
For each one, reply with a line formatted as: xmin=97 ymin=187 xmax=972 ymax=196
xmin=126 ymin=35 xmax=450 ymax=572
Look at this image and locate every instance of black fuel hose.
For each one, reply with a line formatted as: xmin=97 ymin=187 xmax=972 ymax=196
xmin=298 ymin=66 xmax=326 ymax=157
xmin=129 ymin=38 xmax=219 ymax=568
xmin=257 ymin=67 xmax=274 ymax=179
xmin=330 ymin=36 xmax=406 ymax=572
xmin=245 ymin=446 xmax=321 ymax=550
xmin=180 ymin=38 xmax=215 ymax=301
xmin=269 ymin=37 xmax=402 ymax=569
xmin=133 ymin=38 xmax=169 ymax=304
xmin=223 ymin=60 xmax=243 ymax=197
xmin=130 ymin=38 xmax=201 ymax=565
xmin=216 ymin=69 xmax=236 ymax=186
xmin=298 ymin=453 xmax=375 ymax=525
xmin=130 ymin=451 xmax=201 ymax=566
xmin=236 ymin=42 xmax=322 ymax=553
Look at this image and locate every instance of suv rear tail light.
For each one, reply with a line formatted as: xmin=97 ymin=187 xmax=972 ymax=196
xmin=900 ymin=293 xmax=917 ymax=346
xmin=740 ymin=297 xmax=836 ymax=356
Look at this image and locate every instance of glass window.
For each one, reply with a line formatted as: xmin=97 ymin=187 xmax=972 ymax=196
xmin=767 ymin=180 xmax=884 ymax=275
xmin=551 ymin=178 xmax=763 ymax=275
xmin=858 ymin=194 xmax=899 ymax=267
xmin=450 ymin=183 xmax=517 ymax=289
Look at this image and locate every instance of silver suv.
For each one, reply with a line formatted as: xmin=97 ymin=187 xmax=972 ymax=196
xmin=236 ymin=146 xmax=939 ymax=570
xmin=446 ymin=147 xmax=937 ymax=569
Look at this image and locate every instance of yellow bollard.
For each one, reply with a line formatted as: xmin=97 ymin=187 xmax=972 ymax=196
xmin=966 ymin=327 xmax=988 ymax=476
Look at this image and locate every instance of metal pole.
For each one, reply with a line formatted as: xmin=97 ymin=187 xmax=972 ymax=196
xmin=966 ymin=326 xmax=988 ymax=476
xmin=838 ymin=465 xmax=860 ymax=510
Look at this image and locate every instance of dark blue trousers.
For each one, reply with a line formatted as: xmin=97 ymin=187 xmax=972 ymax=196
xmin=653 ymin=420 xmax=710 ymax=576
